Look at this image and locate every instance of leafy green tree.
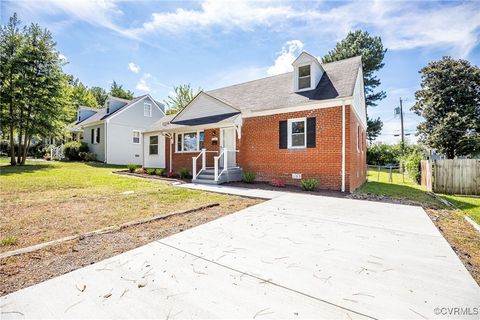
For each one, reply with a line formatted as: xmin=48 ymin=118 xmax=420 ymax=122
xmin=110 ymin=80 xmax=134 ymax=100
xmin=412 ymin=57 xmax=480 ymax=159
xmin=0 ymin=13 xmax=23 ymax=165
xmin=67 ymin=77 xmax=98 ymax=109
xmin=164 ymin=84 xmax=201 ymax=115
xmin=89 ymin=86 xmax=108 ymax=106
xmin=0 ymin=14 xmax=72 ymax=165
xmin=366 ymin=117 xmax=383 ymax=143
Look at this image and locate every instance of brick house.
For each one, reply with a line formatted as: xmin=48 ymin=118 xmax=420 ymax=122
xmin=143 ymin=52 xmax=367 ymax=192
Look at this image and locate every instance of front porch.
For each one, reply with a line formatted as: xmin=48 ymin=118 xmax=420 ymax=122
xmin=191 ymin=147 xmax=243 ymax=184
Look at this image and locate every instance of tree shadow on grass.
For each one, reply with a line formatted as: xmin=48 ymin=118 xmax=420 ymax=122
xmin=359 ymin=181 xmax=442 ymax=207
xmin=83 ymin=161 xmax=125 ymax=170
xmin=0 ymin=162 xmax=56 ymax=176
xmin=441 ymin=195 xmax=479 ymax=212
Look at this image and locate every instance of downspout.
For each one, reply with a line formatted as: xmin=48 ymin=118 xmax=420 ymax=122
xmin=341 ymin=100 xmax=346 ymax=193
xmin=141 ymin=132 xmax=145 ymax=168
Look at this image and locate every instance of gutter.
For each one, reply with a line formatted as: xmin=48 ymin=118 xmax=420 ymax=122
xmin=341 ymin=99 xmax=346 ymax=193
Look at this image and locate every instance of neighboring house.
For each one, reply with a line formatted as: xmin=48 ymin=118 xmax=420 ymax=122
xmin=74 ymin=95 xmax=165 ymax=165
xmin=144 ymin=52 xmax=367 ymax=192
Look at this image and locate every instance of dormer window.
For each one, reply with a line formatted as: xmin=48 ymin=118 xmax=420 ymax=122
xmin=298 ymin=65 xmax=311 ymax=90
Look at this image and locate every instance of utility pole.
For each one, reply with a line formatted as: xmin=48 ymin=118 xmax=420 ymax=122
xmin=399 ymin=97 xmax=405 ymax=152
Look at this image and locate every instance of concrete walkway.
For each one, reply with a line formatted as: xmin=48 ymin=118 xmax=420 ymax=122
xmin=1 ymin=194 xmax=479 ymax=319
xmin=176 ymin=182 xmax=296 ymax=199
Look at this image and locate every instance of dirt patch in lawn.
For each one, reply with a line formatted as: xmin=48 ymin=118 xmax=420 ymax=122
xmin=425 ymin=208 xmax=480 ymax=285
xmin=0 ymin=196 xmax=261 ymax=296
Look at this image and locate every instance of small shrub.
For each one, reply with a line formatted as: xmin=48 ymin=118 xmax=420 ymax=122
xmin=270 ymin=179 xmax=286 ymax=187
xmin=155 ymin=168 xmax=165 ymax=176
xmin=43 ymin=153 xmax=51 ymax=161
xmin=146 ymin=168 xmax=156 ymax=175
xmin=301 ymin=178 xmax=318 ymax=191
xmin=0 ymin=236 xmax=17 ymax=246
xmin=127 ymin=163 xmax=138 ymax=173
xmin=79 ymin=152 xmax=96 ymax=162
xmin=401 ymin=152 xmax=423 ymax=184
xmin=135 ymin=167 xmax=145 ymax=174
xmin=166 ymin=171 xmax=178 ymax=178
xmin=179 ymin=167 xmax=190 ymax=179
xmin=63 ymin=141 xmax=89 ymax=161
xmin=242 ymin=171 xmax=256 ymax=184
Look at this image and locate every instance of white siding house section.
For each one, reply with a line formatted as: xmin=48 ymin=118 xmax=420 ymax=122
xmin=82 ymin=123 xmax=106 ymax=162
xmin=291 ymin=52 xmax=324 ymax=92
xmin=106 ymin=97 xmax=165 ymax=165
xmin=173 ymin=93 xmax=239 ymax=122
xmin=143 ymin=132 xmax=166 ymax=168
xmin=352 ymin=68 xmax=367 ymax=128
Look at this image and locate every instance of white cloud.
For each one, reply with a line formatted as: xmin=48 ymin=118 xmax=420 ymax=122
xmin=136 ymin=74 xmax=151 ymax=92
xmin=136 ymin=73 xmax=172 ymax=93
xmin=130 ymin=0 xmax=480 ymax=58
xmin=14 ymin=0 xmax=480 ymax=57
xmin=128 ymin=62 xmax=140 ymax=74
xmin=267 ymin=40 xmax=304 ymax=76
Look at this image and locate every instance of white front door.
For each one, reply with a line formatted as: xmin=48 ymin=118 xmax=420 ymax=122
xmin=221 ymin=127 xmax=236 ymax=168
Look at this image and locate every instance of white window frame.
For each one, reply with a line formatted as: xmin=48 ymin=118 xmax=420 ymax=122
xmin=287 ymin=118 xmax=307 ymax=149
xmin=297 ymin=64 xmax=311 ymax=90
xmin=176 ymin=131 xmax=204 ymax=153
xmin=149 ymin=135 xmax=159 ymax=155
xmin=132 ymin=130 xmax=141 ymax=144
xmin=144 ymin=102 xmax=152 ymax=117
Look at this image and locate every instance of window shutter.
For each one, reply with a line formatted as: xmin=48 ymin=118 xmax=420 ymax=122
xmin=96 ymin=128 xmax=100 ymax=143
xmin=307 ymin=117 xmax=316 ymax=148
xmin=279 ymin=120 xmax=287 ymax=149
xmin=91 ymin=129 xmax=94 ymax=144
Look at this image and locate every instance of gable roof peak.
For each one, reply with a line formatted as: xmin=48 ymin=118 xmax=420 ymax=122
xmin=292 ymin=51 xmax=321 ymax=67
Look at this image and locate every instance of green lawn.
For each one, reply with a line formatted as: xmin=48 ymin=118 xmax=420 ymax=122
xmin=357 ymin=168 xmax=445 ymax=208
xmin=357 ymin=167 xmax=480 ymax=224
xmin=0 ymin=159 xmax=230 ymax=251
xmin=439 ymin=194 xmax=480 ymax=224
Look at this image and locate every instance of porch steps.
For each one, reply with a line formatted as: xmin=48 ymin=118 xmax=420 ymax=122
xmin=193 ymin=168 xmax=243 ymax=185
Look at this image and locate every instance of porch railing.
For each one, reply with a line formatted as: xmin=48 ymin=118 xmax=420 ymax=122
xmin=214 ymin=148 xmax=239 ymax=182
xmin=192 ymin=148 xmax=207 ymax=179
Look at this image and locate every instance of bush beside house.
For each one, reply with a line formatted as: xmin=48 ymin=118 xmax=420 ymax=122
xmin=63 ymin=141 xmax=89 ymax=161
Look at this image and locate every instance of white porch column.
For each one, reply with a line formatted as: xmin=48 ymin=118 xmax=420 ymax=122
xmin=201 ymin=148 xmax=206 ymax=170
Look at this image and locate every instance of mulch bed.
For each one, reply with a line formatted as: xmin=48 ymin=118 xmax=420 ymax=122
xmin=224 ymin=181 xmax=347 ymax=198
xmin=0 ymin=197 xmax=261 ymax=296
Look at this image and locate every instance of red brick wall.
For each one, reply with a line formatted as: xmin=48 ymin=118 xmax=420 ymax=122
xmin=166 ymin=105 xmax=367 ymax=192
xmin=238 ymin=107 xmax=344 ymax=190
xmin=170 ymin=129 xmax=220 ymax=174
xmin=347 ymin=108 xmax=367 ymax=191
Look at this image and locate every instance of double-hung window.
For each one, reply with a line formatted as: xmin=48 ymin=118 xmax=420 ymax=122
xmin=298 ymin=65 xmax=311 ymax=90
xmin=144 ymin=102 xmax=152 ymax=117
xmin=149 ymin=136 xmax=158 ymax=155
xmin=176 ymin=131 xmax=204 ymax=152
xmin=288 ymin=118 xmax=306 ymax=149
xmin=133 ymin=130 xmax=140 ymax=144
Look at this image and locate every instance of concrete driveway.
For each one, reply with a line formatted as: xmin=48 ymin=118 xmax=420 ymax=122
xmin=1 ymin=194 xmax=479 ymax=319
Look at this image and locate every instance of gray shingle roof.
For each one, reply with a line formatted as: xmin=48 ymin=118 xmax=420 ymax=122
xmin=206 ymin=56 xmax=362 ymax=112
xmin=78 ymin=95 xmax=164 ymax=126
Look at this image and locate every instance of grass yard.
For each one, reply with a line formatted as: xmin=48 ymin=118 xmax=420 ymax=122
xmin=0 ymin=159 xmax=236 ymax=253
xmin=357 ymin=168 xmax=445 ymax=208
xmin=439 ymin=194 xmax=480 ymax=224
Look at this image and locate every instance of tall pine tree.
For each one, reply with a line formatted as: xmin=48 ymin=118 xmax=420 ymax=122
xmin=322 ymin=30 xmax=387 ymax=142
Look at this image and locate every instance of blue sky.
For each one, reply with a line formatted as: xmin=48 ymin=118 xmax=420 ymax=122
xmin=2 ymin=0 xmax=479 ymax=143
